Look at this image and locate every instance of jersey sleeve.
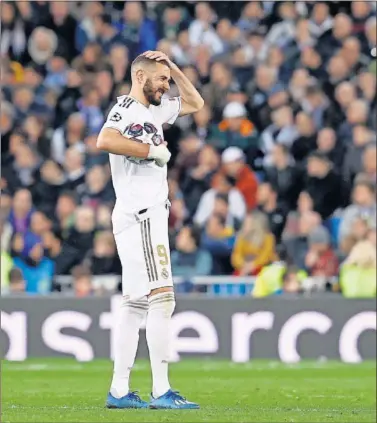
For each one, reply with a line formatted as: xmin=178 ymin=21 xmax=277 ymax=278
xmin=151 ymin=97 xmax=182 ymax=125
xmin=102 ymin=103 xmax=132 ymax=134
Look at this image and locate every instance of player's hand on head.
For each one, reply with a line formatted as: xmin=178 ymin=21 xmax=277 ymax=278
xmin=147 ymin=144 xmax=171 ymax=167
xmin=142 ymin=51 xmax=174 ymax=67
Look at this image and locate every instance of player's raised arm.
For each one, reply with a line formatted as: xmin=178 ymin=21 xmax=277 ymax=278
xmin=142 ymin=51 xmax=204 ymax=116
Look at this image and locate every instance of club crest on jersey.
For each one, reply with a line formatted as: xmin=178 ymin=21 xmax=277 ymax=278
xmin=161 ymin=268 xmax=169 ymax=279
xmin=126 ymin=123 xmax=144 ymax=137
xmin=143 ymin=122 xmax=157 ymax=134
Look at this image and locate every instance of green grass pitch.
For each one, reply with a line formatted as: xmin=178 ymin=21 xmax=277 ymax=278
xmin=1 ymin=359 xmax=376 ymax=422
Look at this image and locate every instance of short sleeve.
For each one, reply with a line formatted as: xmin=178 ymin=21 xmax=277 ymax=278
xmin=151 ymin=97 xmax=181 ymax=125
xmin=102 ymin=103 xmax=130 ymax=134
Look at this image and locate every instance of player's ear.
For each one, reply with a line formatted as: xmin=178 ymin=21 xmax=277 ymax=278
xmin=136 ymin=69 xmax=145 ymax=85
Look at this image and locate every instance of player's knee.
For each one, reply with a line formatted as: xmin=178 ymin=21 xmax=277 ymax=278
xmin=122 ymin=296 xmax=149 ymax=316
xmin=148 ymin=292 xmax=175 ymax=318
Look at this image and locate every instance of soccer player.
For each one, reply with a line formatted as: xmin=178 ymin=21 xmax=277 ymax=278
xmin=97 ymin=50 xmax=204 ymax=409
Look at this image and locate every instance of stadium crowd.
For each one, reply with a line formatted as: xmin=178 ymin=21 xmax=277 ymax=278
xmin=1 ymin=1 xmax=376 ymax=297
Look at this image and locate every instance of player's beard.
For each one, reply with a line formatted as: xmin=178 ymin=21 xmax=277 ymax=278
xmin=143 ymin=78 xmax=163 ymax=106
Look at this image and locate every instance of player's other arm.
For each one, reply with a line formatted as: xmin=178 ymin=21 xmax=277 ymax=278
xmin=97 ymin=128 xmax=149 ymax=157
xmin=97 ymin=128 xmax=171 ymax=165
xmin=143 ymin=51 xmax=204 ymax=116
xmin=170 ymin=65 xmax=204 ymax=116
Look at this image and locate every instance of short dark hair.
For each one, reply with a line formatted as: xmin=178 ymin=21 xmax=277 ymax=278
xmin=190 ymin=225 xmax=202 ymax=247
xmin=9 ymin=268 xmax=24 ymax=284
xmin=97 ymin=13 xmax=112 ymax=26
xmin=59 ymin=190 xmax=78 ymax=204
xmin=215 ymin=192 xmax=229 ymax=204
xmin=131 ymin=55 xmax=170 ymax=72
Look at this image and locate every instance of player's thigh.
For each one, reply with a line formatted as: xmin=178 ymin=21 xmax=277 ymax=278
xmin=144 ymin=205 xmax=173 ymax=290
xmin=114 ymin=223 xmax=152 ymax=298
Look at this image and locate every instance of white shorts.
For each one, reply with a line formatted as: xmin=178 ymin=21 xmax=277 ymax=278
xmin=112 ymin=201 xmax=173 ymax=300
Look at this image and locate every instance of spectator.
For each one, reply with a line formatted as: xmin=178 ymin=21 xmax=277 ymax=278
xmin=8 ymin=268 xmax=26 ymax=295
xmin=265 ymin=144 xmax=302 ymax=210
xmin=305 ymin=225 xmax=339 ymax=277
xmin=63 ymin=147 xmax=86 ymax=193
xmin=115 ymin=2 xmax=158 ymax=59
xmin=308 ymin=2 xmax=333 ymax=40
xmin=27 ymin=26 xmax=58 ymax=67
xmin=361 ymin=144 xmax=377 ymax=184
xmin=172 ymin=133 xmax=202 ymax=183
xmin=340 ymin=240 xmax=376 ymax=298
xmin=84 ymin=134 xmax=109 ymax=169
xmin=108 ymin=44 xmax=131 ymax=85
xmin=42 ymin=1 xmax=77 ymax=61
xmin=72 ymin=42 xmax=107 ymax=75
xmin=284 ymin=210 xmax=322 ymax=269
xmin=261 ymin=1 xmax=298 ymax=57
xmin=8 ymin=189 xmax=34 ymax=234
xmin=157 ymin=4 xmax=189 ymax=42
xmin=208 ymin=102 xmax=259 ymax=160
xmin=84 ymin=231 xmax=121 ymax=275
xmin=304 ymin=151 xmax=345 ymax=219
xmin=237 ymin=1 xmax=267 ymax=34
xmin=190 ymin=103 xmax=213 ymax=142
xmin=351 ymin=1 xmax=375 ymax=36
xmin=171 ymin=225 xmax=212 ymax=279
xmin=93 ymin=13 xmax=126 ymax=55
xmin=194 ymin=174 xmax=246 ymax=228
xmin=317 ymin=13 xmax=353 ymax=61
xmin=51 ymin=112 xmax=86 ymax=164
xmin=342 ymin=125 xmax=375 ymax=184
xmin=214 ymin=147 xmax=258 ymax=211
xmin=181 ymin=145 xmax=219 ymax=216
xmin=202 ymin=62 xmax=235 ymax=121
xmin=291 ymin=112 xmax=317 ymax=163
xmin=72 ymin=264 xmax=93 ymax=297
xmin=32 ymin=160 xmax=67 ymax=216
xmin=75 ymin=1 xmax=104 ymax=53
xmin=54 ymin=70 xmax=82 ymax=127
xmin=81 ymin=165 xmax=115 ymax=208
xmin=247 ymin=65 xmax=279 ymax=129
xmin=363 ymin=16 xmax=376 ymax=60
xmin=201 ymin=214 xmax=234 ymax=275
xmin=257 ymin=182 xmax=287 ymax=244
xmin=339 ymin=180 xmax=376 ymax=243
xmin=252 ymin=245 xmax=307 ymax=298
xmin=231 ymin=210 xmax=276 ymax=276
xmin=316 ymin=127 xmax=345 ymax=170
xmin=260 ymin=105 xmax=298 ymax=166
xmin=188 ymin=2 xmax=223 ymax=56
xmin=11 ymin=211 xmax=55 ymax=294
xmin=54 ymin=206 xmax=96 ymax=275
xmin=0 ymin=2 xmax=28 ymax=63
xmin=54 ymin=191 xmax=77 ymax=240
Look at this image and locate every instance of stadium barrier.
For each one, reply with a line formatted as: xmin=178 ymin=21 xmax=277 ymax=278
xmin=1 ymin=296 xmax=375 ymax=363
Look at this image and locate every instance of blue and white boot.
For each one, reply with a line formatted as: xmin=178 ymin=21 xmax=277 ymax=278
xmin=149 ymin=389 xmax=200 ymax=409
xmin=106 ymin=391 xmax=148 ymax=409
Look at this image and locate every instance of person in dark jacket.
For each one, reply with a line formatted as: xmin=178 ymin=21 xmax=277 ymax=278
xmin=31 ymin=160 xmax=67 ymax=217
xmin=171 ymin=225 xmax=213 ymax=279
xmin=265 ymin=144 xmax=302 ymax=210
xmin=54 ymin=206 xmax=95 ymax=275
xmin=304 ymin=151 xmax=346 ymax=219
xmin=291 ymin=111 xmax=318 ymax=163
xmin=256 ymin=182 xmax=287 ymax=245
xmin=316 ymin=127 xmax=345 ymax=171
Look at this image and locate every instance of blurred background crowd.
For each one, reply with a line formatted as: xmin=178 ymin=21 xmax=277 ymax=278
xmin=1 ymin=1 xmax=376 ymax=298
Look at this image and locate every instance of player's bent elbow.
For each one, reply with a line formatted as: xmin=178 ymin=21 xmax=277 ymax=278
xmin=195 ymin=97 xmax=205 ymax=111
xmin=96 ymin=131 xmax=111 ymax=151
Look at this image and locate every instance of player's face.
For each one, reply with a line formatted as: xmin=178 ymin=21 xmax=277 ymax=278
xmin=143 ymin=64 xmax=171 ymax=106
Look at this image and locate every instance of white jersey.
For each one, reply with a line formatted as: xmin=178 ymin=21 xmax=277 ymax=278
xmin=102 ymin=95 xmax=181 ymax=213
